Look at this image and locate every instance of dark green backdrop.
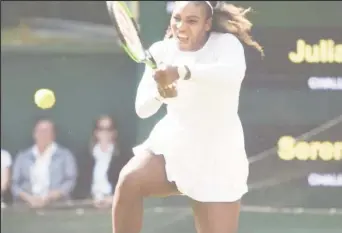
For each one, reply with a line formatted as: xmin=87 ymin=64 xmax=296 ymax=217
xmin=1 ymin=51 xmax=137 ymax=161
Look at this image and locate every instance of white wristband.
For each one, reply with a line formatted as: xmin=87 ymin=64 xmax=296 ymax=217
xmin=154 ymin=95 xmax=163 ymax=102
xmin=154 ymin=90 xmax=164 ymax=102
xmin=177 ymin=65 xmax=187 ymax=80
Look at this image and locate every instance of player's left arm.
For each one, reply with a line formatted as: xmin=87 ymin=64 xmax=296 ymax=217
xmin=184 ymin=34 xmax=246 ymax=85
xmin=135 ymin=41 xmax=166 ymax=119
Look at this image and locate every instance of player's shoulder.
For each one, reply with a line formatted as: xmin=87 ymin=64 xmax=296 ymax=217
xmin=210 ymin=32 xmax=244 ymax=50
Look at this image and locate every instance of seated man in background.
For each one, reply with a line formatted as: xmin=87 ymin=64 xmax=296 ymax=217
xmin=1 ymin=148 xmax=12 ymax=207
xmin=12 ymin=119 xmax=78 ymax=208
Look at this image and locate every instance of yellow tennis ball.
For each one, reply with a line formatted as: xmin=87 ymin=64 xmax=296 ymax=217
xmin=34 ymin=89 xmax=56 ymax=109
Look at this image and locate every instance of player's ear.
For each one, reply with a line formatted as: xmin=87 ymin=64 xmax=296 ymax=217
xmin=205 ymin=17 xmax=212 ymax=32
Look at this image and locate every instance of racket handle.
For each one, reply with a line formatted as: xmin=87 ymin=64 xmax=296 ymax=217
xmin=145 ymin=50 xmax=157 ymax=69
xmin=145 ymin=50 xmax=177 ymax=97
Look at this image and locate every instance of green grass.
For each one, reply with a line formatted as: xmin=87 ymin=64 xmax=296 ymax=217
xmin=2 ymin=206 xmax=342 ymax=233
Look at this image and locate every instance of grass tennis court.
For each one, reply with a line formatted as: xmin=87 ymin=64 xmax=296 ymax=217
xmin=2 ymin=197 xmax=342 ymax=233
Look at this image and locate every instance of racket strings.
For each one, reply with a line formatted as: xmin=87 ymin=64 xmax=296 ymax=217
xmin=113 ymin=3 xmax=144 ymax=59
xmin=107 ymin=1 xmax=157 ymax=69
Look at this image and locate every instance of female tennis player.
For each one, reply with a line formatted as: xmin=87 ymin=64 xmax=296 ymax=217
xmin=112 ymin=1 xmax=263 ymax=233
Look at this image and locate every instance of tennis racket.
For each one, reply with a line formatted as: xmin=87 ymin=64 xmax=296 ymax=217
xmin=106 ymin=1 xmax=157 ymax=69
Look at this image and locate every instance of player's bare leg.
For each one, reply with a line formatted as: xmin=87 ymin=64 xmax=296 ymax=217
xmin=112 ymin=150 xmax=179 ymax=233
xmin=192 ymin=200 xmax=241 ymax=233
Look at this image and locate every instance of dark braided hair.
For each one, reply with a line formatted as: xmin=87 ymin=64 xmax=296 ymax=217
xmin=164 ymin=1 xmax=264 ymax=57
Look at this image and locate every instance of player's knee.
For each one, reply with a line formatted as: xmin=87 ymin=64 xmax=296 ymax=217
xmin=116 ymin=165 xmax=143 ymax=194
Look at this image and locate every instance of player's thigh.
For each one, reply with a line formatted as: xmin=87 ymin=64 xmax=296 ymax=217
xmin=192 ymin=200 xmax=241 ymax=233
xmin=117 ymin=149 xmax=179 ymax=197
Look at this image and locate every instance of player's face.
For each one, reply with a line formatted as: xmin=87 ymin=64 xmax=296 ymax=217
xmin=171 ymin=1 xmax=212 ymax=51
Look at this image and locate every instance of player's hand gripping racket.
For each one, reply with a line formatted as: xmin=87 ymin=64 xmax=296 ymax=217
xmin=106 ymin=1 xmax=177 ymax=98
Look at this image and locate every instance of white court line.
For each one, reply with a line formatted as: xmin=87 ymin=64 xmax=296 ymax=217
xmin=249 ymin=171 xmax=307 ymax=190
xmin=248 ymin=114 xmax=342 ymax=163
xmin=240 ymin=205 xmax=342 ymax=215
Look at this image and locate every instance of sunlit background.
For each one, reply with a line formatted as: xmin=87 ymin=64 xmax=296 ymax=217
xmin=1 ymin=1 xmax=341 ymax=233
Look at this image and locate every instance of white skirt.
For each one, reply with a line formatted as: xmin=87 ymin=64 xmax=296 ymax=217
xmin=133 ymin=116 xmax=249 ymax=202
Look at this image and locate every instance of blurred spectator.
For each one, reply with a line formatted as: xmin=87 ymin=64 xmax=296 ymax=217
xmin=1 ymin=149 xmax=12 ymax=207
xmin=11 ymin=119 xmax=78 ymax=208
xmin=89 ymin=115 xmax=120 ymax=208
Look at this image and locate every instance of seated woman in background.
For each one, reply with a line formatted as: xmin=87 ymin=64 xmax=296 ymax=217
xmin=89 ymin=115 xmax=120 ymax=208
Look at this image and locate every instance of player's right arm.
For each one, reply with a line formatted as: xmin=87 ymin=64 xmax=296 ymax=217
xmin=135 ymin=41 xmax=165 ymax=119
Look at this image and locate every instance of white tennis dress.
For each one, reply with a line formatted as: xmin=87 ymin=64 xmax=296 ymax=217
xmin=133 ymin=32 xmax=249 ymax=202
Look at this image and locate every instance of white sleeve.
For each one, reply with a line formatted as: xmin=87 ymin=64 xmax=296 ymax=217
xmin=135 ymin=41 xmax=165 ymax=119
xmin=187 ymin=34 xmax=246 ymax=85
